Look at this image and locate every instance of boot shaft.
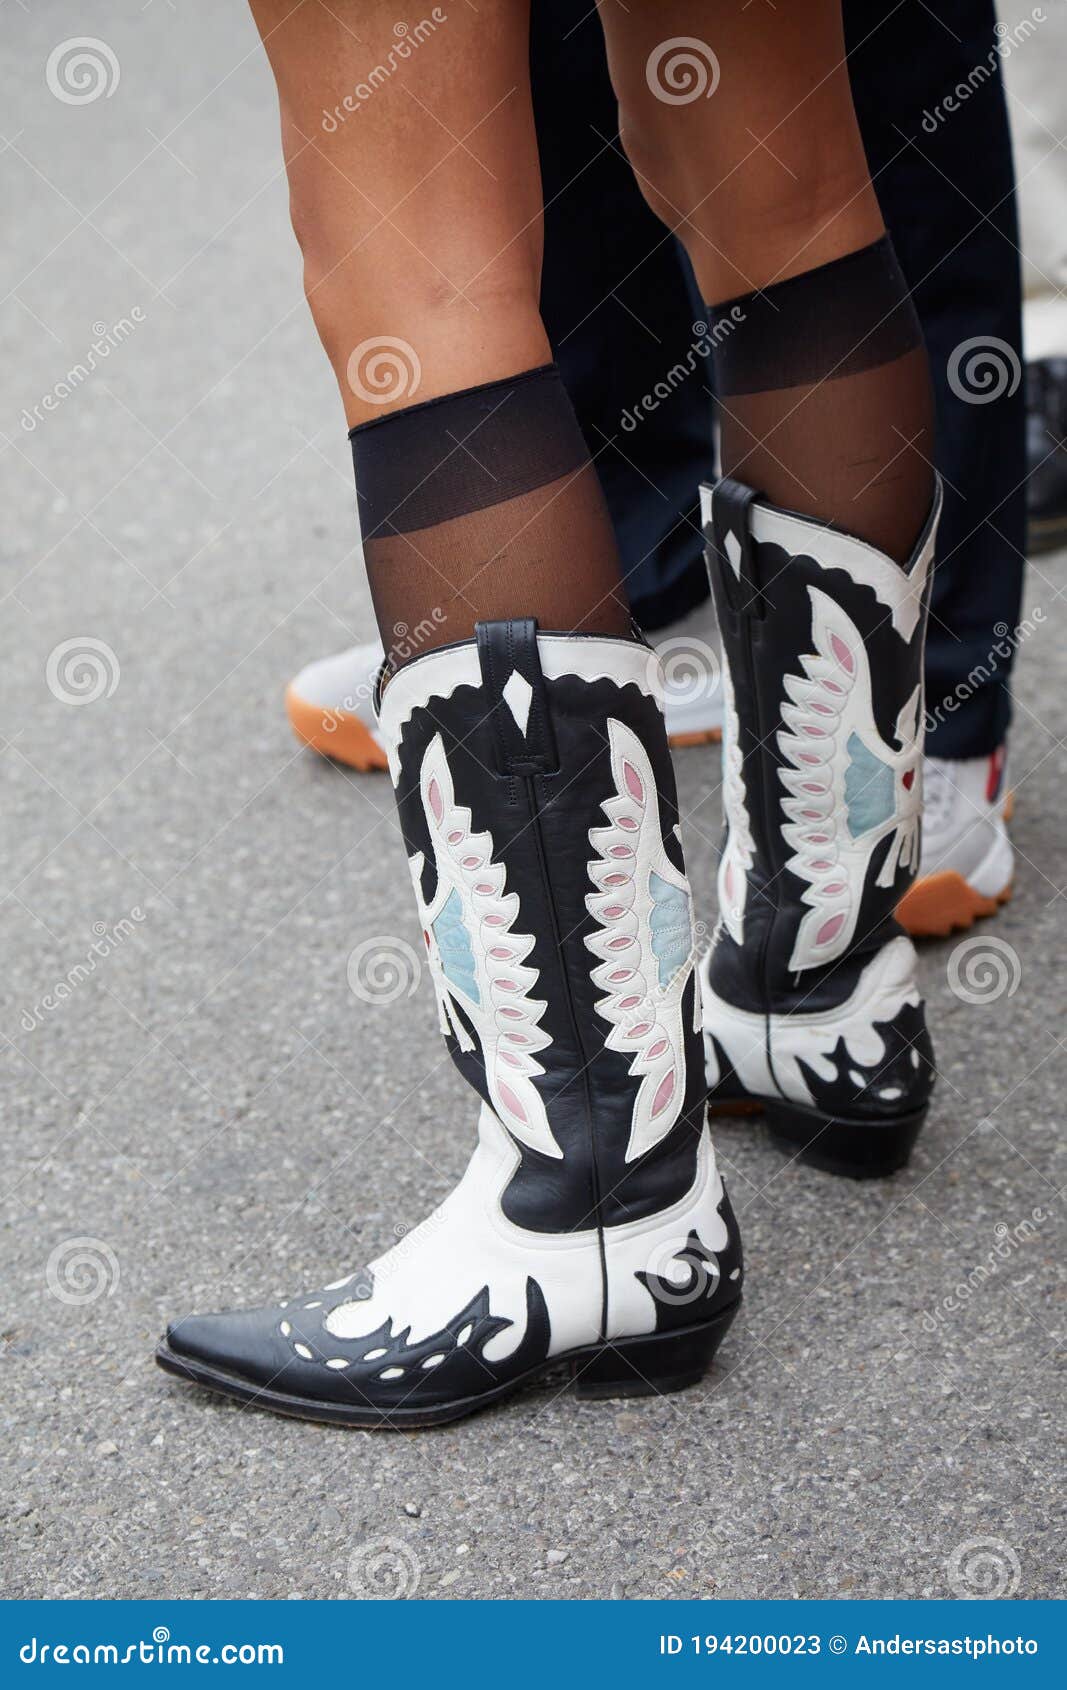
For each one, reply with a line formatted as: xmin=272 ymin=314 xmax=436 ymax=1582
xmin=377 ymin=621 xmax=707 ymax=1233
xmin=702 ymin=478 xmax=941 ymax=1014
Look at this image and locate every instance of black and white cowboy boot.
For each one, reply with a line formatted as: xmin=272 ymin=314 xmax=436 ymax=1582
xmin=157 ymin=621 xmax=742 ymax=1427
xmin=700 ymin=478 xmax=942 ymax=1178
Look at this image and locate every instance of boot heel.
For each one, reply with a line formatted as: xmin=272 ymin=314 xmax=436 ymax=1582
xmin=764 ymin=1099 xmax=926 ymax=1179
xmin=573 ymin=1302 xmax=740 ymax=1401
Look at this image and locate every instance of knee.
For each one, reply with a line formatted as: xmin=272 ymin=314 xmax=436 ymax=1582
xmin=617 ymin=92 xmax=877 ymax=299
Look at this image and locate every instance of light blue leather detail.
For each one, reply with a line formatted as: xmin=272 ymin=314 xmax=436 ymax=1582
xmin=844 ymin=732 xmax=895 ymax=837
xmin=649 ymin=871 xmax=692 ymax=988
xmin=433 ymin=888 xmax=479 ymax=1004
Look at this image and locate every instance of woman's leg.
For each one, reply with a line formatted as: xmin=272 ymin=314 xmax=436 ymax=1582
xmin=598 ymin=1 xmax=941 ymax=1175
xmin=157 ymin=2 xmax=743 ymax=1425
xmin=598 ymin=0 xmax=935 ymax=563
xmin=248 ymin=0 xmax=630 ymax=664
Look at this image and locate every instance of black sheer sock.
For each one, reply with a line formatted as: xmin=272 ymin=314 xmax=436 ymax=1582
xmin=350 ymin=365 xmax=632 ymax=671
xmin=708 ymin=236 xmax=935 ymax=563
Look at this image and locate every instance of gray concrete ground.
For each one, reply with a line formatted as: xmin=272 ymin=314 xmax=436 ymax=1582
xmin=2 ymin=3 xmax=1064 ymax=1603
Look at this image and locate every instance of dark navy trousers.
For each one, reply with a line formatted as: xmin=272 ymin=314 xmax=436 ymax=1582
xmin=531 ymin=1 xmax=1025 ymax=757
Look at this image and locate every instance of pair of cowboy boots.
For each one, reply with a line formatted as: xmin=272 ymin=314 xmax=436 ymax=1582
xmin=156 ymin=479 xmax=939 ymax=1427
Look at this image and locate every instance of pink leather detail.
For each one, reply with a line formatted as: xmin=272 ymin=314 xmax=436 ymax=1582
xmin=816 ymin=913 xmax=846 ymax=947
xmin=427 ymin=778 xmax=443 ymax=822
xmin=497 ymin=1081 xmax=527 ymax=1122
xmin=651 ymin=1071 xmax=676 ymax=1117
xmin=623 ymin=761 xmax=645 ymax=802
xmin=830 ymin=633 xmax=855 ymax=672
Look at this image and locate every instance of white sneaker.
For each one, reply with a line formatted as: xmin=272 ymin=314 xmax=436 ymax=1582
xmin=286 ymin=599 xmax=725 ymax=770
xmin=896 ymin=748 xmax=1014 ymax=937
xmin=285 ymin=641 xmax=388 ymax=772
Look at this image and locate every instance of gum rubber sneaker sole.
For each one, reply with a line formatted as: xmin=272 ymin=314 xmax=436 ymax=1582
xmin=896 ymin=869 xmax=1013 ymax=938
xmin=287 ymin=682 xmax=718 ymax=770
xmin=668 ymin=727 xmax=722 ymax=748
xmin=285 ymin=685 xmax=388 ymax=773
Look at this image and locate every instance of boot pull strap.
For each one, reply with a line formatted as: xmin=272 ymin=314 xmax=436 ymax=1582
xmin=476 ymin=618 xmax=560 ymax=777
xmin=702 ymin=477 xmax=764 ymax=618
